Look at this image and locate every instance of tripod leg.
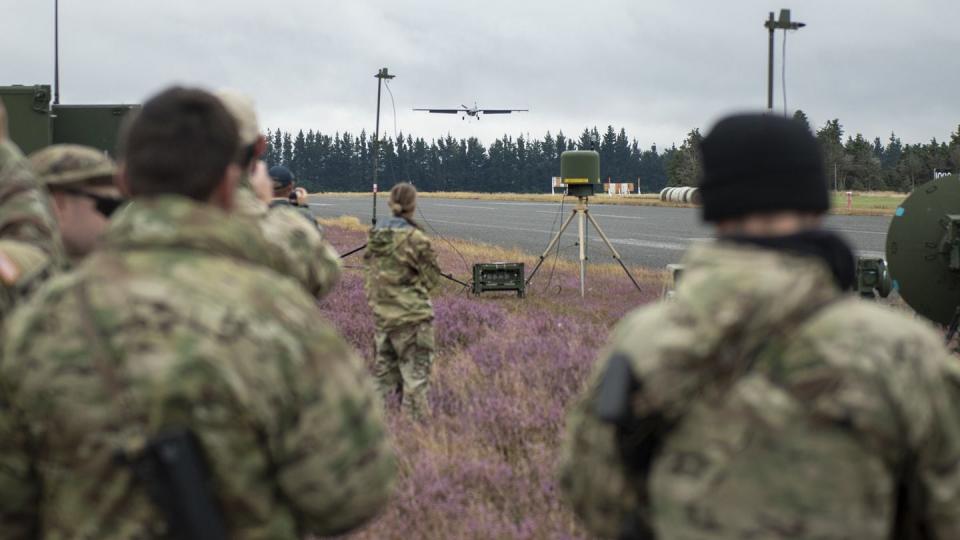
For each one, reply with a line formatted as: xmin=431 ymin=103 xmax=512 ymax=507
xmin=579 ymin=207 xmax=586 ymax=297
xmin=526 ymin=209 xmax=578 ymax=285
xmin=585 ymin=211 xmax=642 ymax=292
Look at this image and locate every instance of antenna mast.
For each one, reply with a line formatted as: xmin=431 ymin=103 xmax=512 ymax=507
xmin=54 ymin=0 xmax=60 ymax=104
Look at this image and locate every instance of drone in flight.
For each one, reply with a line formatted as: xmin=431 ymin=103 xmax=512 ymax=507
xmin=413 ymin=102 xmax=528 ymax=121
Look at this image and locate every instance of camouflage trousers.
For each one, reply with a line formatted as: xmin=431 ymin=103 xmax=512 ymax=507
xmin=373 ymin=321 xmax=435 ymax=420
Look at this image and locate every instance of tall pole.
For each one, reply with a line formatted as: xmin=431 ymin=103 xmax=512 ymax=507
xmin=766 ymin=11 xmax=775 ymax=111
xmin=54 ymin=0 xmax=60 ymax=105
xmin=372 ymin=68 xmax=395 ymax=226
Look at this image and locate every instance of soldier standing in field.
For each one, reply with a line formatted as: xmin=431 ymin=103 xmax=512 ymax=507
xmin=364 ymin=182 xmax=441 ymax=420
xmin=559 ymin=113 xmax=960 ymax=539
xmin=216 ymin=90 xmax=341 ymax=299
xmin=0 ymin=86 xmax=396 ymax=538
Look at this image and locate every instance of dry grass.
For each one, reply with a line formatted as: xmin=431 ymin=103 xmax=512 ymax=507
xmin=315 ymin=190 xmax=904 ymax=216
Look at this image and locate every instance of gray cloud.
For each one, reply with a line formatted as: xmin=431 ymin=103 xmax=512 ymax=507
xmin=4 ymin=0 xmax=959 ymax=148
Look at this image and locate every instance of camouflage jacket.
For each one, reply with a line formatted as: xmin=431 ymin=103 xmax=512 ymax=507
xmin=0 ymin=195 xmax=396 ymax=539
xmin=234 ymin=184 xmax=341 ymax=299
xmin=0 ymin=239 xmax=53 ymax=319
xmin=364 ymin=217 xmax=441 ymax=330
xmin=0 ymin=140 xmax=65 ymax=263
xmin=269 ymin=197 xmax=315 ymax=224
xmin=0 ymin=141 xmax=63 ymax=322
xmin=560 ymin=241 xmax=960 ymax=540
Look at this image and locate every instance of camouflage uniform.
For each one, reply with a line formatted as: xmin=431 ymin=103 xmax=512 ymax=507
xmin=0 ymin=140 xmax=63 ymax=321
xmin=0 ymin=140 xmax=64 ymax=265
xmin=0 ymin=195 xmax=396 ymax=538
xmin=559 ymin=241 xmax=960 ymax=539
xmin=0 ymin=239 xmax=52 ymax=316
xmin=364 ymin=216 xmax=441 ymax=420
xmin=269 ymin=195 xmax=320 ymax=227
xmin=234 ymin=182 xmax=341 ymax=299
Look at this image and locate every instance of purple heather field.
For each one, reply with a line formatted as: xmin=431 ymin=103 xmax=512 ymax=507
xmin=316 ymin=218 xmax=662 ymax=539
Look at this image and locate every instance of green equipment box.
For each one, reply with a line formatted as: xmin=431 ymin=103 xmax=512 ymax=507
xmin=52 ymin=104 xmax=139 ymax=156
xmin=472 ymin=262 xmax=525 ymax=298
xmin=0 ymin=85 xmax=52 ymax=155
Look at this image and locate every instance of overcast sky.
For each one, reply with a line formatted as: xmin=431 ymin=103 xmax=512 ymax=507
xmin=4 ymin=0 xmax=959 ymax=149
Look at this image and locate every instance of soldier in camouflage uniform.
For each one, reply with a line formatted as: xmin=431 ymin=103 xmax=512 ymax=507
xmin=269 ymin=165 xmax=316 ymax=221
xmin=0 ymin=99 xmax=64 ymax=318
xmin=216 ymin=90 xmax=341 ymax=299
xmin=559 ymin=114 xmax=960 ymax=539
xmin=364 ymin=183 xmax=441 ymax=420
xmin=0 ymin=87 xmax=395 ymax=538
xmin=29 ymin=144 xmax=124 ymax=261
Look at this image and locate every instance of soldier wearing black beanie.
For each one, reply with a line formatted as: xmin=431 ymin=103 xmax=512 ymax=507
xmin=699 ymin=113 xmax=829 ymax=222
xmin=560 ymin=111 xmax=960 ymax=540
xmin=698 ymin=112 xmax=853 ymax=289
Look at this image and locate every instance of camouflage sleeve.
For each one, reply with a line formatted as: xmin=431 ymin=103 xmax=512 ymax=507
xmin=559 ymin=306 xmax=684 ymax=538
xmin=260 ymin=208 xmax=342 ymax=299
xmin=0 ymin=141 xmax=64 ymax=263
xmin=273 ymin=328 xmax=396 ymax=535
xmin=558 ymin=380 xmax=646 ymax=539
xmin=909 ymin=348 xmax=960 ymax=537
xmin=0 ymin=359 xmax=39 ymax=537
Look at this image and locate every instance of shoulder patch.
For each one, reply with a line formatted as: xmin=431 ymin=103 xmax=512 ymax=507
xmin=0 ymin=251 xmax=21 ymax=285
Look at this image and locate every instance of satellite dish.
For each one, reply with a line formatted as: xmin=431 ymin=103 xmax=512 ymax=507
xmin=886 ymin=174 xmax=960 ymax=326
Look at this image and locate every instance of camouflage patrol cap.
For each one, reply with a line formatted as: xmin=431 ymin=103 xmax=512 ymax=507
xmin=28 ymin=144 xmax=116 ymax=188
xmin=216 ymin=89 xmax=260 ymax=146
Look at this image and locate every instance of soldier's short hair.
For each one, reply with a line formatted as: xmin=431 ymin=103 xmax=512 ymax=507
xmin=120 ymin=86 xmax=238 ymax=201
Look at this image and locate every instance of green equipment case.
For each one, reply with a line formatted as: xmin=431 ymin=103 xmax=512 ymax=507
xmin=52 ymin=104 xmax=139 ymax=156
xmin=0 ymin=85 xmax=53 ymax=155
xmin=472 ymin=262 xmax=525 ymax=298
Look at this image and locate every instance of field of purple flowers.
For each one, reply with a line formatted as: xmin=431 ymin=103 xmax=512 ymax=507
xmin=317 ymin=217 xmax=663 ymax=539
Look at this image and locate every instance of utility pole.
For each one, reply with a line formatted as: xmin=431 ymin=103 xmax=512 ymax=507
xmin=54 ymin=0 xmax=60 ymax=105
xmin=372 ymin=68 xmax=395 ymax=226
xmin=766 ymin=12 xmax=775 ymax=111
xmin=764 ymin=9 xmax=805 ymax=112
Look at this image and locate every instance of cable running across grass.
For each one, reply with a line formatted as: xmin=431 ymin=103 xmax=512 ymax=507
xmin=385 ymin=79 xmax=472 ymax=284
xmin=543 ymin=193 xmax=567 ymax=294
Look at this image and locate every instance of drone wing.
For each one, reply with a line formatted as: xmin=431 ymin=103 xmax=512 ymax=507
xmin=413 ymin=108 xmax=463 ymax=114
xmin=479 ymin=109 xmax=529 ymax=114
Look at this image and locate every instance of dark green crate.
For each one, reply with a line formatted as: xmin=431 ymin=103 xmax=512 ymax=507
xmin=472 ymin=262 xmax=525 ymax=298
xmin=0 ymin=85 xmax=52 ymax=155
xmin=52 ymin=104 xmax=139 ymax=156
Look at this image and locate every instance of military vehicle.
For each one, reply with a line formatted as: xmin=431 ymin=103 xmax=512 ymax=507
xmin=1 ymin=84 xmax=138 ymax=156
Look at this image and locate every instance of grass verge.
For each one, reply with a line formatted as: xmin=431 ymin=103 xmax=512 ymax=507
xmin=317 ymin=191 xmax=904 ymax=216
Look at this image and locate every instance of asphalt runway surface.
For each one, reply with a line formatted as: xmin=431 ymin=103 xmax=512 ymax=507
xmin=308 ymin=195 xmax=891 ymax=270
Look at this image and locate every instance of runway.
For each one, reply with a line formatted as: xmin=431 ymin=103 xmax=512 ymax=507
xmin=308 ymin=195 xmax=891 ymax=270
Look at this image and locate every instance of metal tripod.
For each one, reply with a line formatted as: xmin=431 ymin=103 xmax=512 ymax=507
xmin=526 ymin=196 xmax=641 ymax=297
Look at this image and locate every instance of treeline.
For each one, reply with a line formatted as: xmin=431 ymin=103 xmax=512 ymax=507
xmin=263 ymin=111 xmax=960 ymax=194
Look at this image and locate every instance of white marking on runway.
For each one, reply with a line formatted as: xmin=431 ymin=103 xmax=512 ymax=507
xmin=608 ymin=238 xmax=689 ymax=251
xmin=432 ymin=203 xmax=498 ymax=210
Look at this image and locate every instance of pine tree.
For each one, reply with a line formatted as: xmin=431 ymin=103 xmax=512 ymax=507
xmin=281 ymin=132 xmax=293 ymax=168
xmin=792 ymin=109 xmax=811 ymax=132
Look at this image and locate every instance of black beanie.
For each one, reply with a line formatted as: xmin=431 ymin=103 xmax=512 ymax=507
xmin=698 ymin=113 xmax=829 ymax=222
